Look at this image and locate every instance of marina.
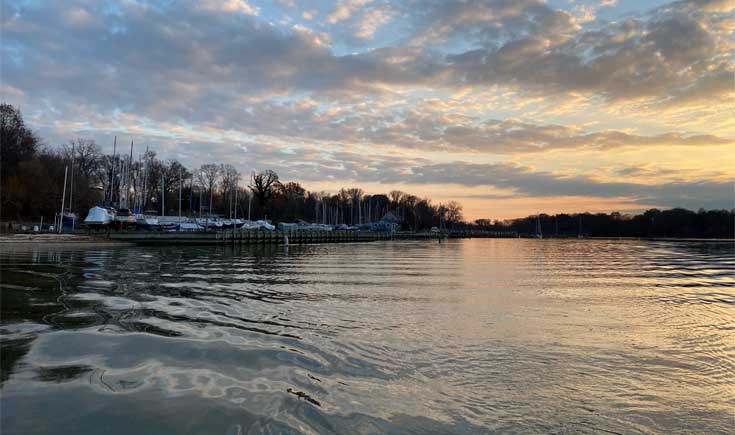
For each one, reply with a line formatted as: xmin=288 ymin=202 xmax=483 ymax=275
xmin=2 ymin=0 xmax=733 ymax=432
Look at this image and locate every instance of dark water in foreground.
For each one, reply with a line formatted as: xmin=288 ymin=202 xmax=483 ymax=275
xmin=1 ymin=239 xmax=733 ymax=434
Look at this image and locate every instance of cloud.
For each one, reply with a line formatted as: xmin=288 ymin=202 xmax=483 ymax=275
xmin=407 ymin=0 xmax=733 ymax=108
xmin=354 ymin=7 xmax=394 ymax=39
xmin=200 ymin=0 xmax=259 ymax=16
xmin=354 ymin=113 xmax=733 ymax=153
xmin=379 ymin=161 xmax=735 ymax=209
xmin=326 ymin=0 xmax=374 ymax=24
xmin=4 ymin=0 xmax=731 ymax=115
xmin=1 ymin=0 xmax=442 ymax=124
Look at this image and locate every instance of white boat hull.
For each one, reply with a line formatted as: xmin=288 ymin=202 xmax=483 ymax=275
xmin=84 ymin=207 xmax=114 ymax=226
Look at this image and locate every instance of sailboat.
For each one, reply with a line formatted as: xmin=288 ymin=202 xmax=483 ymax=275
xmin=577 ymin=214 xmax=584 ymax=239
xmin=58 ymin=145 xmax=79 ymax=231
xmin=535 ymin=215 xmax=543 ymax=239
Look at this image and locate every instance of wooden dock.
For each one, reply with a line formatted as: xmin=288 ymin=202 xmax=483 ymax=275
xmin=107 ymin=229 xmax=517 ymax=245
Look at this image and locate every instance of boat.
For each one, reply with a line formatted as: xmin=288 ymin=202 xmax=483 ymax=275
xmin=177 ymin=222 xmax=204 ymax=232
xmin=535 ymin=215 xmax=543 ymax=239
xmin=158 ymin=216 xmax=187 ymax=226
xmin=62 ymin=211 xmax=79 ymax=231
xmin=255 ymin=220 xmax=275 ymax=231
xmin=335 ymin=224 xmax=357 ymax=231
xmin=196 ymin=217 xmax=224 ymax=228
xmin=114 ymin=208 xmax=137 ymax=227
xmin=84 ymin=206 xmax=115 ymax=227
xmin=239 ymin=220 xmax=275 ymax=231
xmin=136 ymin=213 xmax=160 ymax=229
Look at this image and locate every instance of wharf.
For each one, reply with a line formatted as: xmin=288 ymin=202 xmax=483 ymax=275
xmin=107 ymin=229 xmax=517 ymax=245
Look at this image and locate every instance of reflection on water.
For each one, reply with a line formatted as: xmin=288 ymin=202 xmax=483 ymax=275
xmin=1 ymin=240 xmax=733 ymax=434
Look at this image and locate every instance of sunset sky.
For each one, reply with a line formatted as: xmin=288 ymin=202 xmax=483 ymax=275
xmin=2 ymin=0 xmax=733 ymax=220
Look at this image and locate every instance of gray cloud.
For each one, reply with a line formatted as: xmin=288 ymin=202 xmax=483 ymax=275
xmin=368 ymin=0 xmax=730 ymax=109
xmin=379 ymin=161 xmax=735 ymax=209
xmin=357 ymin=115 xmax=732 ymax=153
xmin=2 ymin=0 xmax=440 ymax=123
xmin=4 ymin=0 xmax=731 ymax=123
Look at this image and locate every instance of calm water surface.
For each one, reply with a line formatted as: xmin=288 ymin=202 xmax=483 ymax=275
xmin=1 ymin=239 xmax=733 ymax=434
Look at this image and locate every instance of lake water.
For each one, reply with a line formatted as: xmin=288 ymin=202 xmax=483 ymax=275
xmin=1 ymin=239 xmax=733 ymax=434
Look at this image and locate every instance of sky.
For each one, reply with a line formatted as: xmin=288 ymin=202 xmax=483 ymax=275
xmin=2 ymin=0 xmax=733 ymax=220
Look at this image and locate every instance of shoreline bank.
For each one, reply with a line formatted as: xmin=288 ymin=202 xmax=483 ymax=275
xmin=0 ymin=233 xmax=134 ymax=247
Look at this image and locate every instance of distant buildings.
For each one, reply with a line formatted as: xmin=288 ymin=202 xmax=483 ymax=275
xmin=365 ymin=211 xmax=401 ymax=233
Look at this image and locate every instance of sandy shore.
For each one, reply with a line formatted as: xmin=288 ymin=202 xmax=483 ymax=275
xmin=0 ymin=233 xmax=132 ymax=247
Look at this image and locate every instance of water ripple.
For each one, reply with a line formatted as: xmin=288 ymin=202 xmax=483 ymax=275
xmin=1 ymin=239 xmax=733 ymax=434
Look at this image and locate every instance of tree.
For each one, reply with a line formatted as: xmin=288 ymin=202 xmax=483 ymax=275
xmin=276 ymin=181 xmax=306 ymax=221
xmin=197 ymin=164 xmax=220 ymax=219
xmin=249 ymin=170 xmax=279 ymax=217
xmin=1 ymin=104 xmax=39 ymax=178
xmin=62 ymin=139 xmax=102 ymax=181
xmin=160 ymin=160 xmax=191 ymax=215
xmin=388 ymin=190 xmax=405 ymax=209
xmin=444 ymin=201 xmax=463 ymax=225
xmin=474 ymin=219 xmax=492 ymax=228
xmin=220 ymin=164 xmax=240 ymax=217
xmin=345 ymin=187 xmax=364 ymax=224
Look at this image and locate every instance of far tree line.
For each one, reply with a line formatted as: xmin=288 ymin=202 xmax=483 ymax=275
xmin=470 ymin=209 xmax=734 ymax=239
xmin=2 ymin=103 xmax=733 ymax=237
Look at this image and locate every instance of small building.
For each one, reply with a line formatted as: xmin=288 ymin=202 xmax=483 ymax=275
xmin=367 ymin=211 xmax=401 ymax=233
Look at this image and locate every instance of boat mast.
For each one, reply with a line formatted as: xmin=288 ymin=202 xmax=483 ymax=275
xmin=189 ymin=178 xmax=193 ymax=214
xmin=536 ymin=215 xmax=543 ymax=239
xmin=142 ymin=145 xmax=149 ymax=211
xmin=161 ymin=174 xmax=165 ymax=217
xmin=178 ymin=166 xmax=182 ymax=221
xmin=110 ymin=136 xmax=117 ymax=205
xmin=578 ymin=214 xmax=582 ymax=238
xmin=127 ymin=140 xmax=134 ymax=209
xmin=58 ymin=166 xmax=68 ymax=234
xmin=68 ymin=141 xmax=74 ymax=214
xmin=119 ymin=157 xmax=125 ymax=208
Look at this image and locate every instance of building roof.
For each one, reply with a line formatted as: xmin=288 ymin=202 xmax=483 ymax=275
xmin=381 ymin=211 xmax=401 ymax=223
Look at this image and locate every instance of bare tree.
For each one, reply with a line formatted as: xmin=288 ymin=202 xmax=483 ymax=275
xmin=62 ymin=139 xmax=102 ymax=181
xmin=197 ymin=164 xmax=220 ymax=219
xmin=440 ymin=201 xmax=463 ymax=227
xmin=220 ymin=164 xmax=240 ymax=217
xmin=388 ymin=190 xmax=405 ymax=211
xmin=401 ymin=194 xmax=418 ymax=230
xmin=160 ymin=160 xmax=190 ymax=215
xmin=345 ymin=188 xmax=363 ymax=224
xmin=249 ymin=169 xmax=279 ymax=217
